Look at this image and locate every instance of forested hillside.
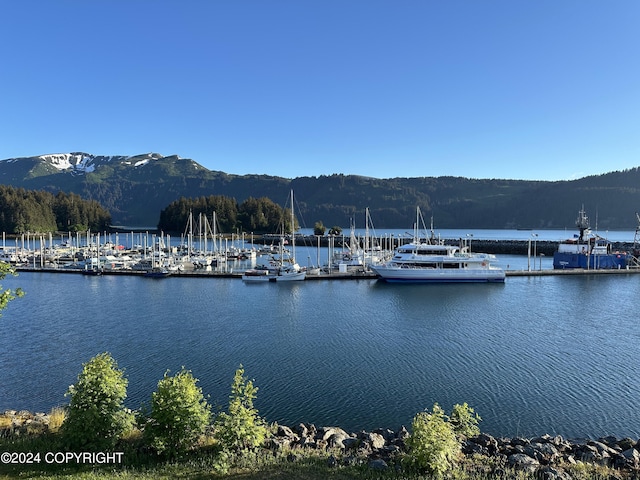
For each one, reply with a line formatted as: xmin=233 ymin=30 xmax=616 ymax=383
xmin=0 ymin=186 xmax=111 ymax=233
xmin=1 ymin=153 xmax=639 ymax=230
xmin=158 ymin=196 xmax=298 ymax=234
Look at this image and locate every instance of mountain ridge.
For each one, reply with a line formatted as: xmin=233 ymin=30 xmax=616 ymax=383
xmin=1 ymin=152 xmax=639 ymax=230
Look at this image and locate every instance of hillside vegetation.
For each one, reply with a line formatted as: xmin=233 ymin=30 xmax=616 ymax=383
xmin=1 ymin=153 xmax=639 ymax=230
xmin=0 ymin=186 xmax=111 ymax=233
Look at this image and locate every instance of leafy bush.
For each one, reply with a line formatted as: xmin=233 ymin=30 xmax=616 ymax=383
xmin=214 ymin=365 xmax=268 ymax=451
xmin=404 ymin=403 xmax=461 ymax=477
xmin=450 ymin=402 xmax=481 ymax=438
xmin=61 ymin=352 xmax=134 ymax=451
xmin=145 ymin=368 xmax=211 ymax=457
xmin=313 ymin=221 xmax=326 ymax=235
xmin=0 ymin=261 xmax=24 ymax=316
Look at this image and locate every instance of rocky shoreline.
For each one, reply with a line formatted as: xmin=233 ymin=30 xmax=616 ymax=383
xmin=3 ymin=410 xmax=640 ymax=478
xmin=271 ymin=423 xmax=640 ymax=477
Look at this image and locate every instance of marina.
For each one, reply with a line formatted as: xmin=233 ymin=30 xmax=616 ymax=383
xmin=3 ymin=207 xmax=640 ymax=279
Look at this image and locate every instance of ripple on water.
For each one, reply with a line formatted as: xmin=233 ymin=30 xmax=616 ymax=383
xmin=3 ymin=273 xmax=640 ymax=438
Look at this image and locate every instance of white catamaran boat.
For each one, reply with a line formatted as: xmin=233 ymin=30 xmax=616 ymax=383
xmin=369 ymin=208 xmax=505 ymax=283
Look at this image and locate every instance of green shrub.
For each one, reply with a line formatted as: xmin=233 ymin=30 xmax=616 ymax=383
xmin=61 ymin=352 xmax=134 ymax=451
xmin=0 ymin=261 xmax=24 ymax=316
xmin=214 ymin=365 xmax=268 ymax=451
xmin=145 ymin=368 xmax=211 ymax=457
xmin=450 ymin=402 xmax=481 ymax=438
xmin=404 ymin=403 xmax=461 ymax=477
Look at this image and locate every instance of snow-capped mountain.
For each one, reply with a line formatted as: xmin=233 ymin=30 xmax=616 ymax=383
xmin=0 ymin=152 xmax=218 ymax=225
xmin=3 ymin=152 xmax=192 ymax=175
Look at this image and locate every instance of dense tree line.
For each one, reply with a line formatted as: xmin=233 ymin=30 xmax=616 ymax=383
xmin=157 ymin=195 xmax=297 ymax=234
xmin=0 ymin=186 xmax=111 ymax=233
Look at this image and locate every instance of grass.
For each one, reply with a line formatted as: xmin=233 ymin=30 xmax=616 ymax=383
xmin=0 ymin=433 xmax=627 ymax=480
xmin=0 ymin=413 xmax=631 ymax=480
xmin=47 ymin=408 xmax=66 ymax=434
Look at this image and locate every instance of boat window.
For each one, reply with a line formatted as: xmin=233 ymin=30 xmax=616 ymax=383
xmin=443 ymin=262 xmax=461 ymax=269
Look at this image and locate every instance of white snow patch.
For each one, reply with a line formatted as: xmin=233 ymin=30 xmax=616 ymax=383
xmin=39 ymin=153 xmax=95 ymax=172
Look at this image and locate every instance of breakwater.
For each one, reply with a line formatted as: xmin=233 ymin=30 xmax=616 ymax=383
xmin=267 ymin=235 xmax=635 ymax=257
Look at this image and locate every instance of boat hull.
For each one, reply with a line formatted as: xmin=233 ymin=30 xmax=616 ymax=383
xmin=241 ymin=271 xmax=306 ymax=282
xmin=274 ymin=272 xmax=306 ymax=282
xmin=370 ymin=265 xmax=505 ymax=283
xmin=553 ymin=252 xmax=627 ymax=270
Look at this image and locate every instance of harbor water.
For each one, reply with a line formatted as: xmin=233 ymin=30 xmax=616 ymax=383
xmin=1 ymin=229 xmax=639 ymax=439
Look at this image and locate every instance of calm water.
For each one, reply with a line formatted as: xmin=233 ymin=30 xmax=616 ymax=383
xmin=2 ymin=259 xmax=640 ymax=440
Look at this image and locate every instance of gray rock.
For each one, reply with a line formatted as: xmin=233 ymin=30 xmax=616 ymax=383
xmin=270 ymin=437 xmax=291 ymax=451
xmin=293 ymin=423 xmax=309 ymax=438
xmin=508 ymin=453 xmax=540 ymax=473
xmin=319 ymin=426 xmax=349 ymax=442
xmin=367 ymin=432 xmax=386 ymax=450
xmin=538 ymin=465 xmax=570 ymax=480
xmin=373 ymin=428 xmax=395 ymax=442
xmin=622 ymin=447 xmax=640 ymax=465
xmin=397 ymin=425 xmax=409 ymax=440
xmin=328 ymin=430 xmax=351 ymax=449
xmin=342 ymin=437 xmax=360 ymax=450
xmin=368 ymin=458 xmax=388 ymax=470
xmin=618 ymin=437 xmax=636 ymax=451
xmin=472 ymin=433 xmax=499 ymax=454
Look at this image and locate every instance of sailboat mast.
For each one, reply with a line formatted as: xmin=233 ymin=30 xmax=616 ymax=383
xmin=290 ymin=189 xmax=295 ymax=263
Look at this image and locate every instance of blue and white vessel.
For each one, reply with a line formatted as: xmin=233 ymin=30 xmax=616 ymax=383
xmin=553 ymin=207 xmax=628 ymax=270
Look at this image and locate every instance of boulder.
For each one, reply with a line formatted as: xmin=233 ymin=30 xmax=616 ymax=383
xmin=622 ymin=447 xmax=640 ymax=466
xmin=397 ymin=425 xmax=409 ymax=440
xmin=318 ymin=426 xmax=349 ymax=442
xmin=618 ymin=437 xmax=636 ymax=451
xmin=367 ymin=432 xmax=386 ymax=450
xmin=368 ymin=458 xmax=388 ymax=471
xmin=327 ymin=430 xmax=352 ymax=449
xmin=508 ymin=453 xmax=540 ymax=473
xmin=470 ymin=433 xmax=499 ymax=454
xmin=293 ymin=423 xmax=309 ymax=438
xmin=277 ymin=424 xmax=299 ymax=441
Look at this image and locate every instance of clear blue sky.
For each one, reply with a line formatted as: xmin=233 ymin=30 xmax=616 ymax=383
xmin=2 ymin=1 xmax=638 ymax=181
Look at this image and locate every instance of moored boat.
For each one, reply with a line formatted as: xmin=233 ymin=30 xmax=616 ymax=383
xmin=553 ymin=207 xmax=628 ymax=270
xmin=369 ymin=206 xmax=505 ymax=283
xmin=370 ymin=242 xmax=505 ymax=283
xmin=144 ymin=266 xmax=171 ymax=278
xmin=242 ymin=190 xmax=306 ymax=283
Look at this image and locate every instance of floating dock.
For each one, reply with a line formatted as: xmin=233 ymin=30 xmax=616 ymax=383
xmin=13 ymin=265 xmax=640 ymax=279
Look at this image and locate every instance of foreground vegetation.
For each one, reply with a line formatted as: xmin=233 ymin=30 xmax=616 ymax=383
xmin=1 ymin=353 xmax=636 ymax=480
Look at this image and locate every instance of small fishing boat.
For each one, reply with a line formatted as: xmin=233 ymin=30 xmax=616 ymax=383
xmin=144 ymin=266 xmax=171 ymax=278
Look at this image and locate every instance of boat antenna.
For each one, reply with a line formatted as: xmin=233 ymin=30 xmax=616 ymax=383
xmin=576 ymin=205 xmax=590 ymax=243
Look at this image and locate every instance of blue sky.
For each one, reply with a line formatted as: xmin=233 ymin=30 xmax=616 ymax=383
xmin=2 ymin=1 xmax=638 ymax=181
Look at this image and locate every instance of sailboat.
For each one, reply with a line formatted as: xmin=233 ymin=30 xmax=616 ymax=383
xmin=242 ymin=190 xmax=306 ymax=282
